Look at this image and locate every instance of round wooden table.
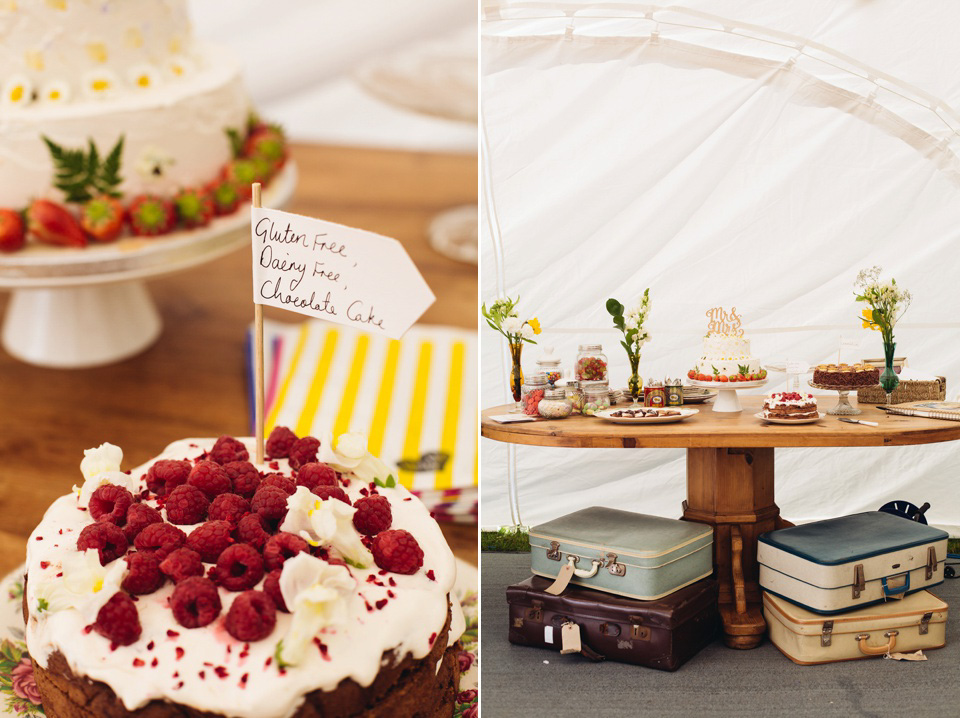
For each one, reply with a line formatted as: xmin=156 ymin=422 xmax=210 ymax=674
xmin=481 ymin=396 xmax=960 ymax=649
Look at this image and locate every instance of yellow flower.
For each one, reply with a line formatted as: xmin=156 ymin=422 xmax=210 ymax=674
xmin=528 ymin=317 xmax=541 ymax=335
xmin=861 ymin=308 xmax=878 ymax=330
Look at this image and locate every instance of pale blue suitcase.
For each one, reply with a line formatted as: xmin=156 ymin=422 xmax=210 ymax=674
xmin=528 ymin=507 xmax=714 ymax=600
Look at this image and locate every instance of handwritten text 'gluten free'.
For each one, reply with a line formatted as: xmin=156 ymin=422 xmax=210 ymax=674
xmin=251 ymin=207 xmax=435 ymax=339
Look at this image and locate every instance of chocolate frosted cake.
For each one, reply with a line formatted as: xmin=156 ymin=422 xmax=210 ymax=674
xmin=812 ymin=363 xmax=880 ymax=388
xmin=24 ymin=432 xmax=464 ymax=717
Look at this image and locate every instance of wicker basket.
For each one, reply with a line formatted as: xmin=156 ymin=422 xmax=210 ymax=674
xmin=857 ymin=377 xmax=946 ymax=404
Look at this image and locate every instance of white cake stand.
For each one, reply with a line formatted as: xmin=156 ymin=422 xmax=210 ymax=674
xmin=689 ymin=378 xmax=768 ymax=412
xmin=0 ymin=163 xmax=297 ymax=368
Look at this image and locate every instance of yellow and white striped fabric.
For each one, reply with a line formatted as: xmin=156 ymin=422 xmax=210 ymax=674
xmin=252 ymin=319 xmax=478 ymax=521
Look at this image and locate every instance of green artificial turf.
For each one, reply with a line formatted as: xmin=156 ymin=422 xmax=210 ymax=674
xmin=481 ymin=528 xmax=530 ymax=552
xmin=950 ymin=538 xmax=959 ymax=555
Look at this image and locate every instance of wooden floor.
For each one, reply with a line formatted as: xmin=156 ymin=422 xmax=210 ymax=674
xmin=0 ymin=143 xmax=478 ymax=576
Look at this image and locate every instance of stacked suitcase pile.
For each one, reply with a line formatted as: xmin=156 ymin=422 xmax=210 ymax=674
xmin=758 ymin=511 xmax=950 ymax=664
xmin=506 ymin=507 xmax=720 ymax=671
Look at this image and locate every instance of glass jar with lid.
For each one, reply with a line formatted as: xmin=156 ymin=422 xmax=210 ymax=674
xmin=582 ymin=380 xmax=611 ymax=415
xmin=575 ymin=344 xmax=608 ymax=382
xmin=520 ymin=373 xmax=549 ymax=416
xmin=564 ymin=381 xmax=584 ymax=414
xmin=536 ymin=346 xmax=564 ymax=387
xmin=538 ymin=387 xmax=572 ymax=419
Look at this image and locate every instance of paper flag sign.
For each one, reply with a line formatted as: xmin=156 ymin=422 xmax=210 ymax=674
xmin=251 ymin=207 xmax=435 ymax=339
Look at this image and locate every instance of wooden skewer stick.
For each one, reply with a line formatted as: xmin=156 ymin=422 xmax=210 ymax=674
xmin=252 ymin=182 xmax=265 ymax=464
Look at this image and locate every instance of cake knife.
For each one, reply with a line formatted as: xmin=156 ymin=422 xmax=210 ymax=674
xmin=838 ymin=417 xmax=879 ymax=427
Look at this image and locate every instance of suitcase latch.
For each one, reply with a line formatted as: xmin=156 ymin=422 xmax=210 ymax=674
xmin=546 ymin=541 xmax=562 ymax=561
xmin=926 ymin=546 xmax=937 ymax=580
xmin=821 ymin=620 xmax=833 ymax=647
xmin=629 ymin=616 xmax=650 ymax=641
xmin=852 ymin=564 xmax=865 ymax=599
xmin=605 ymin=552 xmax=626 ymax=577
xmin=919 ymin=612 xmax=932 ymax=635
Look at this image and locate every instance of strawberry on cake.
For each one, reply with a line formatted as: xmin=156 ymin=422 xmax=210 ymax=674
xmin=762 ymin=392 xmax=819 ymax=420
xmin=24 ymin=430 xmax=465 ymax=717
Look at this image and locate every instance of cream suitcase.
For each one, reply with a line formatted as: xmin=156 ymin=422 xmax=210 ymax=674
xmin=763 ymin=590 xmax=948 ymax=665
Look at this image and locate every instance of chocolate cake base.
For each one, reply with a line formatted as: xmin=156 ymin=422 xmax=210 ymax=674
xmin=26 ymin=585 xmax=460 ymax=718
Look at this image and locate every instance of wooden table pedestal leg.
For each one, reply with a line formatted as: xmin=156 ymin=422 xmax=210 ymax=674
xmin=683 ymin=447 xmax=782 ymax=650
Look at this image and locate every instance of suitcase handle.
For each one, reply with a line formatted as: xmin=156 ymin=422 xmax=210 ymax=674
xmin=566 ymin=555 xmax=603 ymax=579
xmin=881 ymin=572 xmax=910 ymax=597
xmin=856 ymin=630 xmax=898 ymax=656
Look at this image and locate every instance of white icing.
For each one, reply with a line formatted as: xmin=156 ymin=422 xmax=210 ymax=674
xmin=695 ymin=332 xmax=760 ymax=376
xmin=763 ymin=393 xmax=817 ymax=408
xmin=26 ymin=438 xmax=460 ymax=718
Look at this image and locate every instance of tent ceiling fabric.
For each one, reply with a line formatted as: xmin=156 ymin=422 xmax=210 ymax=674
xmin=481 ymin=1 xmax=960 ymax=532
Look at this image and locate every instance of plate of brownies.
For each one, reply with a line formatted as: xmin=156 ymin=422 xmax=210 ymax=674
xmin=596 ymin=407 xmax=699 ymax=424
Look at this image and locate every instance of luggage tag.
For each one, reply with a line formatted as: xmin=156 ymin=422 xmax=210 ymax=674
xmin=560 ymin=622 xmax=582 ymax=655
xmin=545 ymin=562 xmax=576 ymax=596
xmin=885 ymin=650 xmax=927 ymax=661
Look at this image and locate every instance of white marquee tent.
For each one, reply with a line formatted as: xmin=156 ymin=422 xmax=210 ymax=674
xmin=480 ymin=1 xmax=960 ymax=535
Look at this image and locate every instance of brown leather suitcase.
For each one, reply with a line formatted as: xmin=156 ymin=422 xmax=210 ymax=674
xmin=507 ymin=575 xmax=719 ymax=671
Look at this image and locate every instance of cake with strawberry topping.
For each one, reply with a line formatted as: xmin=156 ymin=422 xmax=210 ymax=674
xmin=688 ymin=332 xmax=766 ymax=383
xmin=761 ymin=392 xmax=819 ymax=420
xmin=23 ymin=430 xmax=464 ymax=717
xmin=0 ymin=0 xmax=289 ymax=253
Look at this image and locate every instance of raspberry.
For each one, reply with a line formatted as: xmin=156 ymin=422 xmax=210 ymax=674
xmin=134 ymin=522 xmax=187 ymax=559
xmin=123 ymin=503 xmax=163 ymax=542
xmin=186 ymin=520 xmax=235 ymax=563
xmin=89 ymin=484 xmax=134 ymax=525
xmin=296 ymin=462 xmax=338 ymax=491
xmin=122 ymin=552 xmax=165 ymax=595
xmin=260 ymin=473 xmax=295 ymax=495
xmin=262 ymin=532 xmax=309 ymax=571
xmin=187 ymin=460 xmax=232 ymax=499
xmin=372 ymin=530 xmax=423 ymax=575
xmin=146 ymin=459 xmax=191 ymax=496
xmin=223 ymin=461 xmax=261 ymax=498
xmin=170 ymin=576 xmax=221 ymax=628
xmin=265 ymin=426 xmax=297 ymax=459
xmin=165 ymin=484 xmax=210 ymax=525
xmin=235 ymin=513 xmax=270 ymax=551
xmin=353 ymin=495 xmax=392 ymax=536
xmin=208 ymin=493 xmax=250 ymax=524
xmin=214 ymin=544 xmax=264 ymax=591
xmin=159 ymin=547 xmax=204 ymax=583
xmin=251 ymin=485 xmax=289 ymax=522
xmin=262 ymin=569 xmax=288 ymax=612
xmin=76 ymin=522 xmax=128 ymax=565
xmin=93 ymin=592 xmax=141 ymax=646
xmin=224 ymin=590 xmax=276 ymax=641
xmin=287 ymin=436 xmax=320 ymax=469
xmin=310 ymin=485 xmax=351 ymax=505
xmin=208 ymin=436 xmax=249 ymax=465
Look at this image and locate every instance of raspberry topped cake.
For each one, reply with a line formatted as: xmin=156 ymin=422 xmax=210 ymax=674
xmin=24 ymin=430 xmax=464 ymax=717
xmin=761 ymin=392 xmax=819 ymax=420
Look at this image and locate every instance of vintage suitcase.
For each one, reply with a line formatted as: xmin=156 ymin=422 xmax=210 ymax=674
xmin=528 ymin=507 xmax=714 ymax=600
xmin=758 ymin=511 xmax=948 ymax=614
xmin=507 ymin=575 xmax=719 ymax=671
xmin=763 ymin=589 xmax=948 ymax=665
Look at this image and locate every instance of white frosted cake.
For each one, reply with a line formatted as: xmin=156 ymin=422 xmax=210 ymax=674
xmin=24 ymin=433 xmax=464 ymax=717
xmin=0 ymin=1 xmax=287 ymax=250
xmin=690 ymin=333 xmax=764 ymax=382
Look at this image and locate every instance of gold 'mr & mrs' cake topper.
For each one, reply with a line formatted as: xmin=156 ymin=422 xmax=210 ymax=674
xmin=706 ymin=306 xmax=743 ymax=336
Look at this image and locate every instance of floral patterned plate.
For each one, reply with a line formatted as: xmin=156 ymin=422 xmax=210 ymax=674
xmin=0 ymin=559 xmax=479 ymax=718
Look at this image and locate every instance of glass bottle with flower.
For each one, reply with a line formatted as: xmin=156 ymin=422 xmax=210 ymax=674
xmin=606 ymin=289 xmax=651 ymax=406
xmin=855 ymin=266 xmax=912 ymax=403
xmin=481 ymin=297 xmax=542 ymax=410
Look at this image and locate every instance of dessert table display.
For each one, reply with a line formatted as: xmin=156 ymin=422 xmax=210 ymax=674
xmin=481 ymin=396 xmax=960 ymax=649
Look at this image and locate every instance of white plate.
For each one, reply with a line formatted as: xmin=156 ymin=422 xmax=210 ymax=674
xmin=0 ymin=558 xmax=479 ymax=717
xmin=596 ymin=408 xmax=699 ymax=424
xmin=681 ymin=390 xmax=717 ymax=403
xmin=754 ymin=411 xmax=825 ymax=425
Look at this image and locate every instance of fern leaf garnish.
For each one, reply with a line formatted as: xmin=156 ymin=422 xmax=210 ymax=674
xmin=42 ymin=134 xmax=125 ymax=203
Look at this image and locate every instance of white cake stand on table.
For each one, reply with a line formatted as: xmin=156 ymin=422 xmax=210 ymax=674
xmin=0 ymin=163 xmax=296 ymax=368
xmin=808 ymin=380 xmax=866 ymax=416
xmin=689 ymin=378 xmax=767 ymax=412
